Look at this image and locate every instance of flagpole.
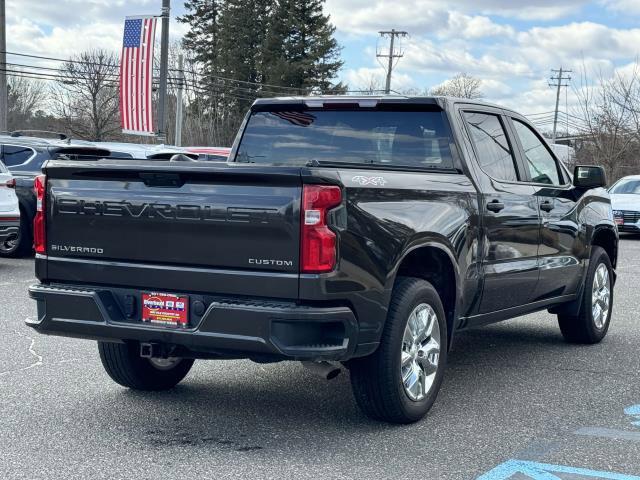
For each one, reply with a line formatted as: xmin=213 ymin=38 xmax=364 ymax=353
xmin=157 ymin=0 xmax=170 ymax=143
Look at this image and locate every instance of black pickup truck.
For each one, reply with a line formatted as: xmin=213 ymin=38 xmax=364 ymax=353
xmin=28 ymin=97 xmax=618 ymax=423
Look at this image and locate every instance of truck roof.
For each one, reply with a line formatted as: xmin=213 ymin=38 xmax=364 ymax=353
xmin=251 ymin=95 xmax=509 ymax=112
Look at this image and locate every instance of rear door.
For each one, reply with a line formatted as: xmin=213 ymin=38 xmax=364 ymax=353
xmin=460 ymin=108 xmax=541 ymax=314
xmin=506 ymin=116 xmax=582 ymax=300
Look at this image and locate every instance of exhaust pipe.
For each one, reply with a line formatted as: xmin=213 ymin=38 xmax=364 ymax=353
xmin=301 ymin=361 xmax=342 ymax=380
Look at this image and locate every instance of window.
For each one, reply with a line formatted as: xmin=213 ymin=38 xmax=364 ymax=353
xmin=463 ymin=112 xmax=518 ymax=182
xmin=2 ymin=145 xmax=34 ymax=166
xmin=236 ymin=110 xmax=455 ymax=170
xmin=513 ymin=120 xmax=561 ymax=185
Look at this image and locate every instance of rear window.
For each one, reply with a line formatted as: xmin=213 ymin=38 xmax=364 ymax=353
xmin=236 ymin=109 xmax=455 ymax=170
xmin=51 ymin=147 xmax=112 ymax=161
xmin=2 ymin=145 xmax=35 ymax=166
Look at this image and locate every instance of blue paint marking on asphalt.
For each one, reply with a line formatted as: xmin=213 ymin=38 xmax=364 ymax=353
xmin=625 ymin=405 xmax=640 ymax=427
xmin=477 ymin=460 xmax=640 ymax=480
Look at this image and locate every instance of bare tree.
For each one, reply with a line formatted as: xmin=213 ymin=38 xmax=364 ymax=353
xmin=356 ymin=73 xmax=386 ymax=96
xmin=51 ymin=49 xmax=120 ymax=141
xmin=7 ymin=75 xmax=47 ymax=130
xmin=573 ymin=62 xmax=640 ymax=181
xmin=430 ymin=72 xmax=483 ymax=99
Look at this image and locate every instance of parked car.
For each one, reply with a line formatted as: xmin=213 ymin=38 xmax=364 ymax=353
xmin=0 ymin=133 xmax=111 ymax=256
xmin=184 ymin=146 xmax=231 ymax=162
xmin=0 ymin=159 xmax=20 ymax=252
xmin=609 ymin=175 xmax=640 ymax=233
xmin=27 ymin=96 xmax=618 ymax=424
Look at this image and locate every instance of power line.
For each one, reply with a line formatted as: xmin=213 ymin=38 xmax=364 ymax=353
xmin=3 ymin=50 xmax=305 ymax=93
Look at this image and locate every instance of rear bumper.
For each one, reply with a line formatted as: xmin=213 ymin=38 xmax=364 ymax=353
xmin=27 ymin=283 xmax=366 ymax=361
xmin=0 ymin=218 xmax=20 ymax=243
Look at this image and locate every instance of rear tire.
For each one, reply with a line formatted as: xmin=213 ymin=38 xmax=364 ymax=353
xmin=0 ymin=213 xmax=32 ymax=258
xmin=558 ymin=246 xmax=613 ymax=344
xmin=350 ymin=277 xmax=448 ymax=424
xmin=98 ymin=341 xmax=194 ymax=391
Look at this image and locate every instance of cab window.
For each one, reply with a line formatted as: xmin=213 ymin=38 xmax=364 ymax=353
xmin=512 ymin=120 xmax=562 ymax=185
xmin=463 ymin=112 xmax=519 ymax=182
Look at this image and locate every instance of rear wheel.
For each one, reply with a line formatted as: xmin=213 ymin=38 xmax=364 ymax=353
xmin=350 ymin=277 xmax=447 ymax=424
xmin=98 ymin=341 xmax=194 ymax=391
xmin=558 ymin=246 xmax=613 ymax=344
xmin=0 ymin=213 xmax=32 ymax=258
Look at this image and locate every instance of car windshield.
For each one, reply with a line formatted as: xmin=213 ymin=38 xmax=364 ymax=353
xmin=610 ymin=179 xmax=640 ymax=194
xmin=236 ymin=109 xmax=455 ymax=170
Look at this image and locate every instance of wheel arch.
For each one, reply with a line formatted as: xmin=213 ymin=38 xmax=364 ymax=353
xmin=591 ymin=225 xmax=618 ymax=270
xmin=389 ymin=240 xmax=461 ymax=350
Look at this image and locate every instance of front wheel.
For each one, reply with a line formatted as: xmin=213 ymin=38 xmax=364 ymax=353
xmin=98 ymin=341 xmax=194 ymax=391
xmin=350 ymin=277 xmax=448 ymax=424
xmin=558 ymin=246 xmax=613 ymax=344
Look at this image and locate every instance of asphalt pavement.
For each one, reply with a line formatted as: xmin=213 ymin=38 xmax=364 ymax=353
xmin=1 ymin=238 xmax=640 ymax=479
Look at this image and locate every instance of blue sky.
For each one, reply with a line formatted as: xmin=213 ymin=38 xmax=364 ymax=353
xmin=5 ymin=0 xmax=640 ymax=117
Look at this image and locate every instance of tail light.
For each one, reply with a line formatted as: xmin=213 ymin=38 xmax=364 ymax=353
xmin=34 ymin=175 xmax=46 ymax=254
xmin=4 ymin=178 xmax=16 ymax=189
xmin=301 ymin=185 xmax=342 ymax=273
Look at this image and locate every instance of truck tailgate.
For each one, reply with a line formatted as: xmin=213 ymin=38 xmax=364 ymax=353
xmin=42 ymin=161 xmax=302 ymax=297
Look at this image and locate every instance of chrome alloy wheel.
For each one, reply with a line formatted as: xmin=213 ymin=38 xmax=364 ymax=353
xmin=401 ymin=303 xmax=441 ymax=402
xmin=592 ymin=263 xmax=611 ymax=329
xmin=148 ymin=357 xmax=181 ymax=370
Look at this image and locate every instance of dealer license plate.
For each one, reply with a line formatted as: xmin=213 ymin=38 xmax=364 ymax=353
xmin=141 ymin=292 xmax=189 ymax=327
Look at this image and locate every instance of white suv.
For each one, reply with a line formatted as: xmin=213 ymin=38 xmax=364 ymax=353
xmin=0 ymin=159 xmax=20 ymax=252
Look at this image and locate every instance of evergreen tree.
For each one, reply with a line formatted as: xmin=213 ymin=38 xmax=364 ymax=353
xmin=215 ymin=0 xmax=271 ymax=108
xmin=263 ymin=0 xmax=344 ymax=93
xmin=179 ymin=0 xmax=222 ymax=77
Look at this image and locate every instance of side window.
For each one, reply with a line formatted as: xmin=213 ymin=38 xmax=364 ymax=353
xmin=512 ymin=120 xmax=561 ymax=185
xmin=463 ymin=112 xmax=519 ymax=182
xmin=2 ymin=145 xmax=34 ymax=166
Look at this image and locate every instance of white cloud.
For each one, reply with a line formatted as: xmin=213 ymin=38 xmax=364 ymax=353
xmin=343 ymin=67 xmax=415 ymax=92
xmin=399 ymin=37 xmax=534 ymax=78
xmin=445 ymin=13 xmax=515 ymax=39
xmin=325 ymin=0 xmax=590 ymax=34
xmin=600 ymin=0 xmax=640 ymax=15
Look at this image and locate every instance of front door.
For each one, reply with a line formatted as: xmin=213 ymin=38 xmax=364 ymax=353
xmin=461 ymin=110 xmax=541 ymax=314
xmin=507 ymin=117 xmax=581 ymax=300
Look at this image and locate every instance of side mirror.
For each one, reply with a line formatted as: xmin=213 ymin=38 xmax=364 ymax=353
xmin=573 ymin=165 xmax=607 ymax=189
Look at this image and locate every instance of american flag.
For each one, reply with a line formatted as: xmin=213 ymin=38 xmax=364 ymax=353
xmin=271 ymin=111 xmax=317 ymax=127
xmin=120 ymin=17 xmax=157 ymax=135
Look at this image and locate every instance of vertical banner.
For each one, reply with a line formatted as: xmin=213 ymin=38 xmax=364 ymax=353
xmin=120 ymin=16 xmax=157 ymax=136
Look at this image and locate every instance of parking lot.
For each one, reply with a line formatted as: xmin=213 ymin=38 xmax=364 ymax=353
xmin=0 ymin=237 xmax=639 ymax=479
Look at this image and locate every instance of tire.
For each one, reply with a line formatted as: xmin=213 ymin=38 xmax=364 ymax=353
xmin=350 ymin=277 xmax=448 ymax=424
xmin=98 ymin=341 xmax=194 ymax=391
xmin=0 ymin=213 xmax=33 ymax=258
xmin=558 ymin=246 xmax=613 ymax=344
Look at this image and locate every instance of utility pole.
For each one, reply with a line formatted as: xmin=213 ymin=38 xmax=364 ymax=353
xmin=156 ymin=0 xmax=170 ymax=143
xmin=550 ymin=67 xmax=572 ymax=143
xmin=174 ymin=54 xmax=184 ymax=147
xmin=377 ymin=29 xmax=408 ymax=94
xmin=0 ymin=0 xmax=7 ymax=132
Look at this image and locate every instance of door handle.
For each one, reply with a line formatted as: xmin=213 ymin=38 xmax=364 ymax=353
xmin=540 ymin=200 xmax=555 ymax=212
xmin=486 ymin=200 xmax=505 ymax=213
